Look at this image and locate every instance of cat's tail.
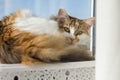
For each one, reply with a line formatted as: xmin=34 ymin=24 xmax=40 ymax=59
xmin=60 ymin=46 xmax=95 ymax=62
xmin=33 ymin=45 xmax=94 ymax=62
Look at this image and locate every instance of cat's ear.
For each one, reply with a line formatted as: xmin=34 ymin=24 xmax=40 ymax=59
xmin=84 ymin=17 xmax=95 ymax=30
xmin=58 ymin=8 xmax=68 ymax=17
xmin=57 ymin=8 xmax=69 ymax=22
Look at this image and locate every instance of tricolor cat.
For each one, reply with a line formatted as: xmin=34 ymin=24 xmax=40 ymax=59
xmin=0 ymin=9 xmax=94 ymax=65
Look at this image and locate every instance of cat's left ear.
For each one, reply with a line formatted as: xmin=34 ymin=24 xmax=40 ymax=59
xmin=84 ymin=17 xmax=96 ymax=30
xmin=57 ymin=8 xmax=69 ymax=22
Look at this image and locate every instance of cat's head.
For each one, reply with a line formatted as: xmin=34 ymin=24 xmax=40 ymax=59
xmin=56 ymin=8 xmax=95 ymax=43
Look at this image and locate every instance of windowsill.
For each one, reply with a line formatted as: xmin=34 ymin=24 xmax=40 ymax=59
xmin=0 ymin=61 xmax=95 ymax=71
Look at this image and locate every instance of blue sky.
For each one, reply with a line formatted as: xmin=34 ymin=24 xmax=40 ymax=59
xmin=0 ymin=0 xmax=93 ymax=19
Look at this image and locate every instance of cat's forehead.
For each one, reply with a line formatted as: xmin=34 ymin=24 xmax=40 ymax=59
xmin=63 ymin=15 xmax=88 ymax=29
xmin=69 ymin=16 xmax=84 ymax=24
xmin=70 ymin=17 xmax=89 ymax=30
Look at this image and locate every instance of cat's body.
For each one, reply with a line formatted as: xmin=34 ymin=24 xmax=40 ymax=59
xmin=0 ymin=10 xmax=94 ymax=65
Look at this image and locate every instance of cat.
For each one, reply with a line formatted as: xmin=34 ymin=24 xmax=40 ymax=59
xmin=0 ymin=10 xmax=94 ymax=65
xmin=15 ymin=9 xmax=95 ymax=49
xmin=52 ymin=8 xmax=95 ymax=49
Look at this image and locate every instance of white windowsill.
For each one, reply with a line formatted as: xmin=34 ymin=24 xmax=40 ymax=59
xmin=0 ymin=61 xmax=95 ymax=72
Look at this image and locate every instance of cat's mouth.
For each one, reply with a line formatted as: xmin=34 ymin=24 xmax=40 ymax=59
xmin=66 ymin=37 xmax=79 ymax=44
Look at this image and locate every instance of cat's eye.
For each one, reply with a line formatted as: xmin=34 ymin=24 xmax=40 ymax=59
xmin=78 ymin=31 xmax=83 ymax=35
xmin=63 ymin=27 xmax=70 ymax=33
xmin=75 ymin=31 xmax=83 ymax=35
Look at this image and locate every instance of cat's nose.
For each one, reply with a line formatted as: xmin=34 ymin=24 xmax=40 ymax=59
xmin=70 ymin=37 xmax=79 ymax=42
xmin=66 ymin=37 xmax=79 ymax=44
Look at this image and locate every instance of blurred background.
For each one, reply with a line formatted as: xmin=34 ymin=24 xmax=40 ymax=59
xmin=0 ymin=0 xmax=93 ymax=19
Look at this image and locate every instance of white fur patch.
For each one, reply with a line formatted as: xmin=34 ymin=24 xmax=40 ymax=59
xmin=14 ymin=9 xmax=60 ymax=35
xmin=15 ymin=17 xmax=59 ymax=35
xmin=70 ymin=27 xmax=75 ymax=38
xmin=76 ymin=34 xmax=90 ymax=49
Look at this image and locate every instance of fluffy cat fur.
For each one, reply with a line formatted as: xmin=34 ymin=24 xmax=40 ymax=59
xmin=0 ymin=10 xmax=94 ymax=65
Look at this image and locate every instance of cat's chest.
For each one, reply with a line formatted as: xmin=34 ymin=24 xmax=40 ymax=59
xmin=14 ymin=17 xmax=59 ymax=35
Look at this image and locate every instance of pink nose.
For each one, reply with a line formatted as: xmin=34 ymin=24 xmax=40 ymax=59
xmin=66 ymin=37 xmax=79 ymax=44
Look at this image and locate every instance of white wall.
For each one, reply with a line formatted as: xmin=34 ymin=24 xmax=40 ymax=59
xmin=96 ymin=0 xmax=120 ymax=80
